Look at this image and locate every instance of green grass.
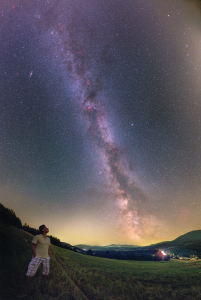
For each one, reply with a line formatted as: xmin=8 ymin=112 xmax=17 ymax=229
xmin=1 ymin=221 xmax=201 ymax=300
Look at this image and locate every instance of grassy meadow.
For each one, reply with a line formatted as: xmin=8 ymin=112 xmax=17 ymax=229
xmin=1 ymin=221 xmax=201 ymax=300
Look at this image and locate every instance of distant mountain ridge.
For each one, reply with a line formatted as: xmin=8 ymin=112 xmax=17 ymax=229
xmin=75 ymin=244 xmax=138 ymax=251
xmin=1 ymin=201 xmax=201 ymax=257
xmin=76 ymin=230 xmax=201 ymax=251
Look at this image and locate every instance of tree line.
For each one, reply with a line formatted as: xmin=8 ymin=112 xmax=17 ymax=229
xmin=4 ymin=202 xmax=198 ymax=261
xmin=0 ymin=202 xmax=166 ymax=260
xmin=0 ymin=203 xmax=171 ymax=260
xmin=87 ymin=249 xmax=170 ymax=261
xmin=0 ymin=203 xmax=74 ymax=250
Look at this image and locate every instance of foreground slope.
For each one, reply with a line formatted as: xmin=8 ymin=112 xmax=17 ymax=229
xmin=1 ymin=221 xmax=201 ymax=300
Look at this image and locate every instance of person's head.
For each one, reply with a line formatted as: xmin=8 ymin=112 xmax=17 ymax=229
xmin=39 ymin=224 xmax=49 ymax=234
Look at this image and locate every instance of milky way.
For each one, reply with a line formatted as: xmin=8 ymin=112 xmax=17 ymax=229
xmin=1 ymin=0 xmax=201 ymax=245
xmin=37 ymin=1 xmax=161 ymax=241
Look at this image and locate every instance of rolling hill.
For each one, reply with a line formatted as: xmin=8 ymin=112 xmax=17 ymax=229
xmin=76 ymin=230 xmax=201 ymax=252
xmin=172 ymin=230 xmax=201 ymax=244
xmin=2 ymin=221 xmax=201 ymax=300
xmin=75 ymin=244 xmax=138 ymax=251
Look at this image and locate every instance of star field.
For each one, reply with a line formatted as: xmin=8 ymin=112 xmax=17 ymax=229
xmin=0 ymin=0 xmax=201 ymax=245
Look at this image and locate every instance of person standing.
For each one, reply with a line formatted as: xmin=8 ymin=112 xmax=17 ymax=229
xmin=26 ymin=225 xmax=51 ymax=278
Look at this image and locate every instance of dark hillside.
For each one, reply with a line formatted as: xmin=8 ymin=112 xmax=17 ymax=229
xmin=0 ymin=203 xmax=22 ymax=228
xmin=2 ymin=221 xmax=201 ymax=299
xmin=172 ymin=230 xmax=201 ymax=244
xmin=146 ymin=231 xmax=201 ymax=258
xmin=0 ymin=203 xmax=77 ymax=251
xmin=0 ymin=220 xmax=34 ymax=299
xmin=0 ymin=221 xmax=89 ymax=300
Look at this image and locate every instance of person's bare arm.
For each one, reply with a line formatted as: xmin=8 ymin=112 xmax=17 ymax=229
xmin=48 ymin=246 xmax=50 ymax=257
xmin=31 ymin=243 xmax=37 ymax=257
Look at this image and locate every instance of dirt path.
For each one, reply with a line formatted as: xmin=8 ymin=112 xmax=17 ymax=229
xmin=52 ymin=250 xmax=89 ymax=300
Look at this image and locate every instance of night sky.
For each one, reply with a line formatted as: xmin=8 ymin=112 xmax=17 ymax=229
xmin=1 ymin=0 xmax=201 ymax=246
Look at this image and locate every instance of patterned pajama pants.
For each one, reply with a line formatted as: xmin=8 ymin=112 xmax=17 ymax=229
xmin=26 ymin=256 xmax=50 ymax=277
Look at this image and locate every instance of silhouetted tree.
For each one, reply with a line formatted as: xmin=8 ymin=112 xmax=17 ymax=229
xmin=87 ymin=249 xmax=93 ymax=256
xmin=22 ymin=224 xmax=40 ymax=235
xmin=48 ymin=235 xmax=61 ymax=247
xmin=0 ymin=203 xmax=22 ymax=228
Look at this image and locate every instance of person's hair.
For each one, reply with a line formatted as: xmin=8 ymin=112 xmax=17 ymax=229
xmin=39 ymin=224 xmax=45 ymax=234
